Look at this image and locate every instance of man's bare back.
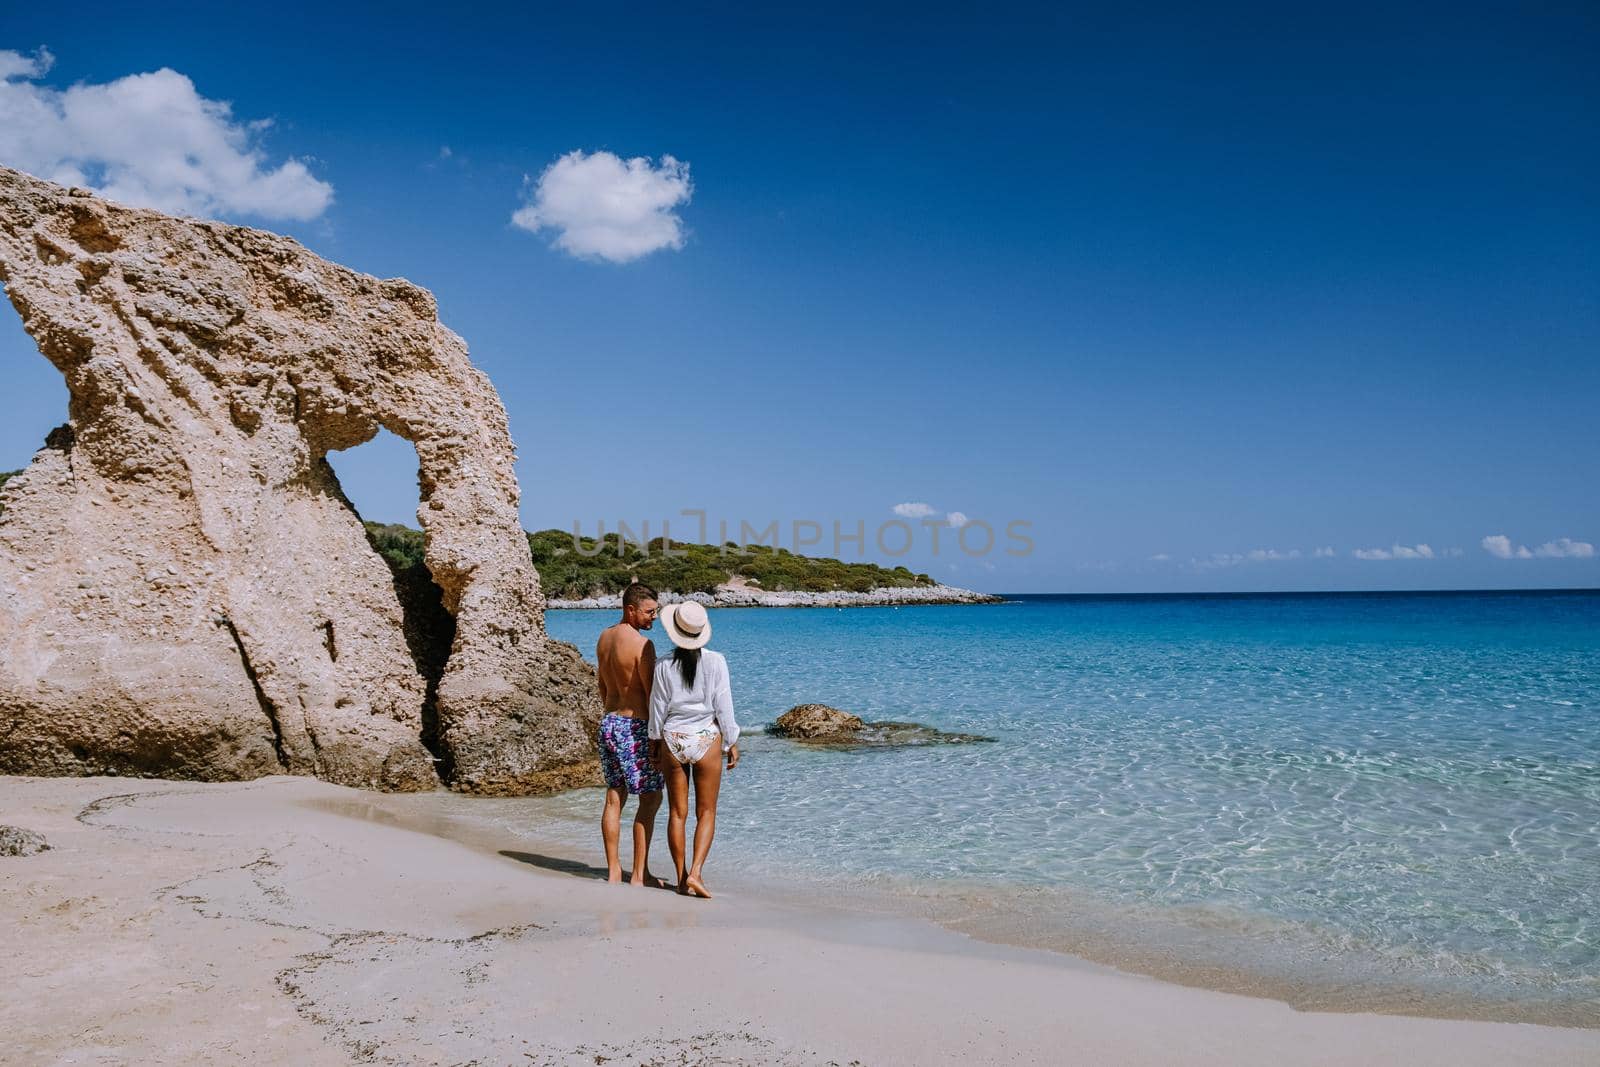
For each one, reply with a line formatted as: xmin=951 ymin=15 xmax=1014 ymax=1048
xmin=597 ymin=622 xmax=655 ymax=718
xmin=595 ymin=585 xmax=663 ymax=887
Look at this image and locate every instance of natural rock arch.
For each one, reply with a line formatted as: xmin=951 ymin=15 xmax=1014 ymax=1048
xmin=0 ymin=166 xmax=600 ymax=793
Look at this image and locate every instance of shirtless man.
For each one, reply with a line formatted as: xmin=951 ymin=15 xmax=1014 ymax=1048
xmin=595 ymin=582 xmax=665 ymax=885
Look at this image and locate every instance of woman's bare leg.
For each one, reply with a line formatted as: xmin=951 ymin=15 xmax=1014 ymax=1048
xmin=663 ymin=756 xmax=691 ymax=891
xmin=684 ymin=737 xmax=723 ymax=898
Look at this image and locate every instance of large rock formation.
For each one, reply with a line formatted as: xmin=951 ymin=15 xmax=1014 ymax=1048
xmin=0 ymin=167 xmax=601 ymax=794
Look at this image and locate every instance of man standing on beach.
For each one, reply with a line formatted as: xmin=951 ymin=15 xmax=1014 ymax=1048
xmin=595 ymin=582 xmax=665 ymax=885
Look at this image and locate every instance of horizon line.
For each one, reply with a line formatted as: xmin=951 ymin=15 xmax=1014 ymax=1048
xmin=996 ymin=587 xmax=1600 ymax=599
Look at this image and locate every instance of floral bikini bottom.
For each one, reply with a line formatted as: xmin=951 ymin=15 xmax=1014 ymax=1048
xmin=665 ymin=728 xmax=720 ymax=765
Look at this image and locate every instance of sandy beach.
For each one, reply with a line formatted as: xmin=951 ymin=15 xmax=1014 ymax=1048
xmin=3 ymin=775 xmax=1595 ymax=1066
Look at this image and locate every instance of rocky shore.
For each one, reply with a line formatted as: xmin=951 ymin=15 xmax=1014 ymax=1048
xmin=547 ymin=582 xmax=1006 ymax=609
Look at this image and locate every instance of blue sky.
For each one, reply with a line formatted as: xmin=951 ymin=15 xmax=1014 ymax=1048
xmin=2 ymin=2 xmax=1596 ymax=593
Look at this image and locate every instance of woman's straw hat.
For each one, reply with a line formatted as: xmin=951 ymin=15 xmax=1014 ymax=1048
xmin=659 ymin=601 xmax=712 ymax=650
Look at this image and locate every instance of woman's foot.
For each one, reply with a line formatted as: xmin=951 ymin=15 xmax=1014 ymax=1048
xmin=630 ymin=872 xmax=667 ymax=889
xmin=683 ymin=872 xmax=713 ymax=899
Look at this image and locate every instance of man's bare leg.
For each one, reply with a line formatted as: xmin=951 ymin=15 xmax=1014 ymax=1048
xmin=663 ymin=758 xmax=691 ymax=891
xmin=684 ymin=742 xmax=723 ymax=899
xmin=629 ymin=790 xmax=664 ymax=887
xmin=600 ymin=785 xmax=626 ymax=883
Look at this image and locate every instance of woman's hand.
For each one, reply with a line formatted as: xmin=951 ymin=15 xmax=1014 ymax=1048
xmin=647 ymin=739 xmax=663 ymax=770
xmin=726 ymin=744 xmax=740 ymax=770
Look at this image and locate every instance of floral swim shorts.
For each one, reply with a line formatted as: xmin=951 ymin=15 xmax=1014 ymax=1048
xmin=598 ymin=714 xmax=663 ymax=795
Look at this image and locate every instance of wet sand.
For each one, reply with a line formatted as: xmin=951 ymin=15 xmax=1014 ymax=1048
xmin=2 ymin=774 xmax=1596 ymax=1065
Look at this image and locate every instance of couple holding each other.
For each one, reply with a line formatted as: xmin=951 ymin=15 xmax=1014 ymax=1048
xmin=594 ymin=582 xmax=740 ymax=898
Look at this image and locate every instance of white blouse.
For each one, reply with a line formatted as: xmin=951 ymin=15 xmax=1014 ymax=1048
xmin=648 ymin=648 xmax=740 ymax=752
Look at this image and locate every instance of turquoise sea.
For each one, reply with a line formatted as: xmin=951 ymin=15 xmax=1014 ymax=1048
xmin=524 ymin=592 xmax=1598 ymax=1020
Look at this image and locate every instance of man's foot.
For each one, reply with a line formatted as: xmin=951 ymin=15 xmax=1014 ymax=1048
xmin=629 ymin=872 xmax=667 ymax=889
xmin=683 ymin=872 xmax=713 ymax=899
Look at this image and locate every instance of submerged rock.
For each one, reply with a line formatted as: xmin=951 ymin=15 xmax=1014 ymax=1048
xmin=769 ymin=704 xmax=994 ymax=747
xmin=831 ymin=721 xmax=996 ymax=747
xmin=0 ymin=826 xmax=50 ymax=856
xmin=0 ymin=167 xmax=602 ymax=795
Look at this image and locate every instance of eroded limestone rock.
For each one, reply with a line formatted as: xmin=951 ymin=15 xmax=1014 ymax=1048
xmin=0 ymin=167 xmax=601 ymax=793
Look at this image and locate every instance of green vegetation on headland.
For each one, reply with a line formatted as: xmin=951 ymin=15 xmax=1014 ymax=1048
xmin=368 ymin=523 xmax=936 ymax=598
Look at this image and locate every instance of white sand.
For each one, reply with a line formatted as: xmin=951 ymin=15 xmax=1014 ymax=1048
xmin=2 ymin=775 xmax=1595 ymax=1065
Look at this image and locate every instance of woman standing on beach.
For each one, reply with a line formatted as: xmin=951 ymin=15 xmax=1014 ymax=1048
xmin=648 ymin=601 xmax=740 ymax=898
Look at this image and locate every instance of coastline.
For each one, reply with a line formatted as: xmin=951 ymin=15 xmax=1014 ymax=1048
xmin=547 ymin=581 xmax=1005 ymax=609
xmin=4 ymin=775 xmax=1595 ymax=1065
xmin=416 ymin=771 xmax=1600 ymax=1031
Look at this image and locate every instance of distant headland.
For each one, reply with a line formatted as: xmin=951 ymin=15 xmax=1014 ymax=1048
xmin=366 ymin=523 xmax=1003 ymax=608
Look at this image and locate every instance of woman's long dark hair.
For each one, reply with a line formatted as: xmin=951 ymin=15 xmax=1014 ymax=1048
xmin=673 ymin=646 xmax=701 ymax=688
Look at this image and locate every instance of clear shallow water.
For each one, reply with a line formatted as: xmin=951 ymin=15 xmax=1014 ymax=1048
xmin=531 ymin=592 xmax=1600 ymax=1015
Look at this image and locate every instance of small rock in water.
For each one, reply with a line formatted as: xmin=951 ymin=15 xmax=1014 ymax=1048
xmin=770 ymin=703 xmax=864 ymax=739
xmin=0 ymin=826 xmax=50 ymax=857
xmin=769 ymin=704 xmax=994 ymax=747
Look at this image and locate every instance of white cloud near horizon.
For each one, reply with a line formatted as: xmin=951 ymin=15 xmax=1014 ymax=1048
xmin=892 ymin=502 xmax=937 ymax=519
xmin=1196 ymin=548 xmax=1301 ymax=570
xmin=1482 ymin=534 xmax=1595 ymax=560
xmin=1352 ymin=543 xmax=1434 ymax=561
xmin=512 ymin=150 xmax=691 ymax=263
xmin=1313 ymin=546 xmax=1337 ymax=558
xmin=945 ymin=511 xmax=969 ymax=528
xmin=0 ymin=47 xmax=332 ymax=221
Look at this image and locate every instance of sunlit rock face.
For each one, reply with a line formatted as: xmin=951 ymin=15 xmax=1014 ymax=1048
xmin=0 ymin=166 xmax=601 ymax=793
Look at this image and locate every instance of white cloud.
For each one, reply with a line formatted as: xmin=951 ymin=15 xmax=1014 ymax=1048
xmin=945 ymin=511 xmax=969 ymax=528
xmin=0 ymin=47 xmax=332 ymax=221
xmin=1313 ymin=546 xmax=1336 ymax=558
xmin=1481 ymin=535 xmax=1522 ymax=560
xmin=1148 ymin=553 xmax=1172 ymax=562
xmin=1196 ymin=548 xmax=1300 ymax=570
xmin=892 ymin=502 xmax=937 ymax=519
xmin=1534 ymin=538 xmax=1595 ymax=559
xmin=1352 ymin=543 xmax=1434 ymax=561
xmin=0 ymin=45 xmax=53 ymax=80
xmin=512 ymin=149 xmax=691 ymax=263
xmin=1484 ymin=534 xmax=1595 ymax=560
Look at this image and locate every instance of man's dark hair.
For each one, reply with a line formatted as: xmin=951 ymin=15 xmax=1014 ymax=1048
xmin=622 ymin=582 xmax=657 ymax=609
